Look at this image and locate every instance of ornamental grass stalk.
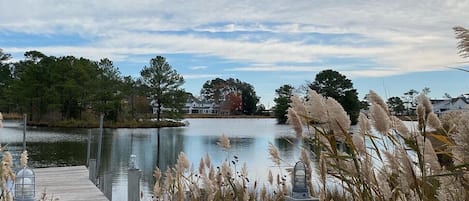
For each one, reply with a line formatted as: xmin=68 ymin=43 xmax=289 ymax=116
xmin=0 ymin=150 xmax=15 ymax=201
xmin=20 ymin=150 xmax=28 ymax=168
xmin=287 ymin=89 xmax=468 ymax=201
xmin=217 ymin=134 xmax=231 ymax=151
xmin=152 ymin=135 xmax=287 ymax=201
xmin=150 ymin=88 xmax=468 ymax=201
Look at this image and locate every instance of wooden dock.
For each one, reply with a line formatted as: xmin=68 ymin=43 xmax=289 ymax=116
xmin=34 ymin=166 xmax=109 ymax=201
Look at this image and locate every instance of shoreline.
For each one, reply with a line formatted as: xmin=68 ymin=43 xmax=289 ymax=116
xmin=2 ymin=113 xmax=273 ymax=128
xmin=26 ymin=120 xmax=186 ymax=128
xmin=2 ymin=112 xmax=274 ymax=120
xmin=183 ymin=113 xmax=273 ymax=119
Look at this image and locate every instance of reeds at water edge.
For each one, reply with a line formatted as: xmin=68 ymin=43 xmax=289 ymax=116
xmin=287 ymin=89 xmax=468 ymax=201
xmin=148 ymin=89 xmax=467 ymax=201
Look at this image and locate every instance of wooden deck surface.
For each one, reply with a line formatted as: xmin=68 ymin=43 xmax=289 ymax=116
xmin=34 ymin=166 xmax=109 ymax=201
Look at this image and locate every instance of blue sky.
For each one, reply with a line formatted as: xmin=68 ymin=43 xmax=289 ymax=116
xmin=1 ymin=0 xmax=468 ymax=108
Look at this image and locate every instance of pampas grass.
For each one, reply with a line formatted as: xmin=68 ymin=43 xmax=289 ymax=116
xmin=20 ymin=150 xmax=28 ymax=168
xmin=148 ymin=88 xmax=468 ymax=201
xmin=325 ymin=98 xmax=350 ymax=136
xmin=0 ymin=150 xmax=15 ymax=201
xmin=287 ymin=108 xmax=303 ymax=138
xmin=151 ymin=135 xmax=287 ymax=201
xmin=217 ymin=134 xmax=231 ymax=151
xmin=268 ymin=143 xmax=281 ymax=167
xmin=367 ymin=90 xmax=389 ymax=114
xmin=287 ymin=89 xmax=468 ymax=201
xmin=370 ymin=103 xmax=391 ymax=135
xmin=305 ymin=90 xmax=328 ymax=124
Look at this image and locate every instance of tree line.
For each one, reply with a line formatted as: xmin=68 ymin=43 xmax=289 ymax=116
xmin=0 ymin=50 xmax=154 ymax=122
xmin=272 ymin=71 xmax=439 ymax=125
xmin=0 ymin=50 xmax=261 ymax=124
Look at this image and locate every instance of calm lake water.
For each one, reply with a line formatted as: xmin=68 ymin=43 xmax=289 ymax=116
xmin=0 ymin=118 xmax=305 ymax=200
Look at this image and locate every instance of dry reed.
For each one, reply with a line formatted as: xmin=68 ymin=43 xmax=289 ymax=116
xmin=287 ymin=89 xmax=468 ymax=201
xmin=151 ymin=134 xmax=287 ymax=201
xmin=148 ymin=88 xmax=468 ymax=201
xmin=217 ymin=134 xmax=231 ymax=151
xmin=0 ymin=150 xmax=15 ymax=201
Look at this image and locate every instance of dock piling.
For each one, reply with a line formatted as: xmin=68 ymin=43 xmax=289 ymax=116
xmin=128 ymin=168 xmax=141 ymax=201
xmin=88 ymin=159 xmax=97 ymax=185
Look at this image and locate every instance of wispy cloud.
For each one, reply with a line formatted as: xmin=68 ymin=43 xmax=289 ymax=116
xmin=182 ymin=74 xmax=223 ymax=79
xmin=189 ymin=66 xmax=208 ymax=70
xmin=2 ymin=0 xmax=469 ymax=104
xmin=228 ymin=65 xmax=324 ymax=72
xmin=1 ymin=0 xmax=468 ymax=83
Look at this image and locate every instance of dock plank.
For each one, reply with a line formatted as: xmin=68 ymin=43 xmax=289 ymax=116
xmin=34 ymin=166 xmax=108 ymax=201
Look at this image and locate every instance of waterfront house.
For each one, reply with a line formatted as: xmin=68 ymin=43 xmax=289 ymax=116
xmin=432 ymin=95 xmax=469 ymax=117
xmin=182 ymin=93 xmax=220 ymax=114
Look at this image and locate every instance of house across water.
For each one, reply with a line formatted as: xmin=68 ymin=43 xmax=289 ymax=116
xmin=183 ymin=94 xmax=220 ymax=114
xmin=431 ymin=94 xmax=469 ymax=117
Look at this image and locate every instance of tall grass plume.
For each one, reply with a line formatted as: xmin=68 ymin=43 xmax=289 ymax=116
xmin=286 ymin=89 xmax=468 ymax=201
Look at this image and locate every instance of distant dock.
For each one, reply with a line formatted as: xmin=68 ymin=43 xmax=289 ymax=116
xmin=35 ymin=166 xmax=109 ymax=201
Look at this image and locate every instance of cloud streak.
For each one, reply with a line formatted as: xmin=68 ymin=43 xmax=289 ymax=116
xmin=228 ymin=65 xmax=324 ymax=72
xmin=1 ymin=0 xmax=468 ymax=77
xmin=182 ymin=74 xmax=224 ymax=79
xmin=189 ymin=66 xmax=208 ymax=70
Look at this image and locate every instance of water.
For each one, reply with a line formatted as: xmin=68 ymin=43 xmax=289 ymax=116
xmin=0 ymin=118 xmax=303 ymax=200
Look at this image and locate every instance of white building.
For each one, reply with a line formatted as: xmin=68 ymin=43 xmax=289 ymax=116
xmin=432 ymin=95 xmax=469 ymax=117
xmin=183 ymin=94 xmax=220 ymax=114
xmin=149 ymin=93 xmax=225 ymax=115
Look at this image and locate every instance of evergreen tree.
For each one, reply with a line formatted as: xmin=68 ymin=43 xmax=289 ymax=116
xmin=201 ymin=78 xmax=259 ymax=115
xmin=92 ymin=58 xmax=123 ymax=121
xmin=387 ymin=96 xmax=405 ymax=115
xmin=140 ymin=56 xmax=185 ymax=121
xmin=0 ymin=49 xmax=12 ymax=112
xmin=309 ymin=69 xmax=360 ymax=124
xmin=273 ymin=84 xmax=294 ymax=124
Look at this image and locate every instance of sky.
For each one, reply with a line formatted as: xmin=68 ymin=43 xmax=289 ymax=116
xmin=1 ymin=0 xmax=469 ymax=108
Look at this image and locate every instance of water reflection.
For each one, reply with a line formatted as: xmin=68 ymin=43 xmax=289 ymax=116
xmin=275 ymin=137 xmax=300 ymax=162
xmin=1 ymin=118 xmax=299 ymax=200
xmin=27 ymin=141 xmax=87 ymax=167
